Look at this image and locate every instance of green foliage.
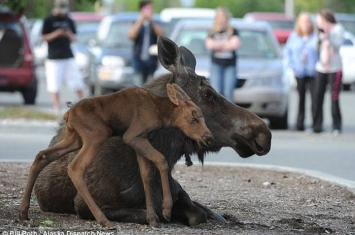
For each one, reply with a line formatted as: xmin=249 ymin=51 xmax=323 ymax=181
xmin=194 ymin=0 xmax=284 ymax=18
xmin=2 ymin=0 xmax=25 ymax=12
xmin=41 ymin=219 xmax=54 ymax=226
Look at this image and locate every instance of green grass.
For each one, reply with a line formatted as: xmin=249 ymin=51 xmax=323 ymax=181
xmin=0 ymin=107 xmax=58 ymax=120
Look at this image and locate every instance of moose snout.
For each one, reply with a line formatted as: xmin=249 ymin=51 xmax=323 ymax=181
xmin=202 ymin=134 xmax=214 ymax=146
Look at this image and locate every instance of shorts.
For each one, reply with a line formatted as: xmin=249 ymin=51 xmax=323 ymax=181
xmin=45 ymin=58 xmax=85 ymax=93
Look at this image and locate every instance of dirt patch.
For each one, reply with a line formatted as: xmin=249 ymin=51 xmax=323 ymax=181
xmin=1 ymin=162 xmax=354 ymax=234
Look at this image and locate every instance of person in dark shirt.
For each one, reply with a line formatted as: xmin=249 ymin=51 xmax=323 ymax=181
xmin=205 ymin=7 xmax=240 ymax=102
xmin=128 ymin=0 xmax=164 ymax=85
xmin=42 ymin=0 xmax=84 ymax=115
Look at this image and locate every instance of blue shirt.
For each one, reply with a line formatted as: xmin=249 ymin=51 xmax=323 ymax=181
xmin=284 ymin=32 xmax=318 ymax=78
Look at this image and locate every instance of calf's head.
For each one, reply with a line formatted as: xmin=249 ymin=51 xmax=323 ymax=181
xmin=150 ymin=36 xmax=272 ymax=158
xmin=167 ymin=83 xmax=214 ymax=147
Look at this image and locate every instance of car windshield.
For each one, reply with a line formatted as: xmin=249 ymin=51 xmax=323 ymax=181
xmin=338 ymin=20 xmax=355 ymax=36
xmin=0 ymin=20 xmax=24 ymax=67
xmin=266 ymin=20 xmax=294 ymax=29
xmin=174 ymin=27 xmax=278 ymax=59
xmin=97 ymin=21 xmax=132 ymax=48
xmin=76 ymin=27 xmax=97 ymax=45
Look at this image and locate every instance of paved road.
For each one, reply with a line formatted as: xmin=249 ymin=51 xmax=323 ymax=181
xmin=1 ymin=66 xmax=355 ymax=182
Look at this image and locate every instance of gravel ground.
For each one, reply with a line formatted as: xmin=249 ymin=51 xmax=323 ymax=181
xmin=0 ymin=162 xmax=355 ymax=235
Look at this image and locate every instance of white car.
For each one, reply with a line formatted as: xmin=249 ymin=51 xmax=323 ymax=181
xmin=340 ymin=31 xmax=355 ymax=90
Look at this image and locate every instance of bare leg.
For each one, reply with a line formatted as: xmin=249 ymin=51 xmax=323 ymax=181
xmin=51 ymin=92 xmax=61 ymax=115
xmin=19 ymin=130 xmax=81 ymax=220
xmin=136 ymin=154 xmax=159 ymax=227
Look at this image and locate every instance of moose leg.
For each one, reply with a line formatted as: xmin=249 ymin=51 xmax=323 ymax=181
xmin=67 ymin=134 xmax=113 ymax=228
xmin=19 ymin=130 xmax=82 ymax=221
xmin=172 ymin=181 xmax=227 ymax=225
xmin=123 ymin=133 xmax=172 ymax=224
xmin=136 ymin=154 xmax=159 ymax=227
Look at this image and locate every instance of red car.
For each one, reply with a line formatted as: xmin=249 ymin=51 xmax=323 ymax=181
xmin=244 ymin=12 xmax=294 ymax=45
xmin=0 ymin=7 xmax=37 ymax=104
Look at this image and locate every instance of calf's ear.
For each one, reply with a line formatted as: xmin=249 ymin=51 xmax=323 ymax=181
xmin=166 ymin=84 xmax=180 ymax=106
xmin=172 ymin=83 xmax=191 ymax=101
xmin=158 ymin=36 xmax=180 ymax=73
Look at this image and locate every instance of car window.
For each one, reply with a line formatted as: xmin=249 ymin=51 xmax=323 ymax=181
xmin=338 ymin=20 xmax=355 ymax=36
xmin=238 ymin=30 xmax=277 ymax=58
xmin=266 ymin=20 xmax=294 ymax=30
xmin=0 ymin=20 xmax=24 ymax=67
xmin=97 ymin=21 xmax=132 ymax=48
xmin=343 ymin=38 xmax=353 ymax=46
xmin=174 ymin=27 xmax=277 ymax=59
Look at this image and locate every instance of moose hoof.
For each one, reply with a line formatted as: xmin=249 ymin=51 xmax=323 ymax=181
xmin=147 ymin=214 xmax=160 ymax=227
xmin=18 ymin=211 xmax=29 ymax=221
xmin=163 ymin=212 xmax=171 ymax=222
xmin=100 ymin=220 xmax=114 ymax=228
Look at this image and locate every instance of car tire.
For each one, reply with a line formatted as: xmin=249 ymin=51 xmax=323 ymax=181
xmin=269 ymin=109 xmax=288 ymax=130
xmin=343 ymin=84 xmax=351 ymax=91
xmin=21 ymin=78 xmax=38 ymax=105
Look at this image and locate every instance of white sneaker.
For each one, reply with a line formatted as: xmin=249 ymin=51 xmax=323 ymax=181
xmin=332 ymin=129 xmax=341 ymax=136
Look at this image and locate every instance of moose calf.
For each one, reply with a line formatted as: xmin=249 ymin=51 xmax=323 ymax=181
xmin=19 ymin=83 xmax=213 ymax=227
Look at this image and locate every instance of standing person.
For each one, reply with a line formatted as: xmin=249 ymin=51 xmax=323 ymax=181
xmin=205 ymin=7 xmax=240 ymax=102
xmin=313 ymin=8 xmax=345 ymax=135
xmin=284 ymin=12 xmax=318 ymax=131
xmin=42 ymin=0 xmax=85 ymax=115
xmin=128 ymin=0 xmax=164 ymax=85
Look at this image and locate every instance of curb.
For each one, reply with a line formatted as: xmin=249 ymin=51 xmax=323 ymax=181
xmin=0 ymin=118 xmax=58 ymax=127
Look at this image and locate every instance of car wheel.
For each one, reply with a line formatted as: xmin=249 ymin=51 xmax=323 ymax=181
xmin=21 ymin=78 xmax=38 ymax=105
xmin=269 ymin=109 xmax=288 ymax=130
xmin=343 ymin=84 xmax=351 ymax=91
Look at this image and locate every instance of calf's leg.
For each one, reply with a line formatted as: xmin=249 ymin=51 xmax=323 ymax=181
xmin=67 ymin=133 xmax=113 ymax=228
xmin=124 ymin=133 xmax=172 ymax=224
xmin=19 ymin=130 xmax=81 ymax=220
xmin=136 ymin=154 xmax=159 ymax=227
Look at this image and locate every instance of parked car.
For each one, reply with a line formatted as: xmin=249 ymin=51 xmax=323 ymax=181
xmin=155 ymin=19 xmax=291 ymax=129
xmin=340 ymin=31 xmax=355 ymax=90
xmin=160 ymin=7 xmax=215 ymax=36
xmin=87 ymin=12 xmax=163 ymax=95
xmin=0 ymin=7 xmax=37 ymax=104
xmin=335 ymin=13 xmax=355 ymax=36
xmin=243 ymin=12 xmax=294 ymax=45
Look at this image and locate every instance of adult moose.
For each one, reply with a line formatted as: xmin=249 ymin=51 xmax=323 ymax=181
xmin=33 ymin=36 xmax=272 ymax=227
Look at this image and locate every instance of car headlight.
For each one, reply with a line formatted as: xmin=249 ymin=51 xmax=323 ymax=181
xmin=101 ymin=56 xmax=125 ymax=67
xmin=75 ymin=52 xmax=89 ymax=68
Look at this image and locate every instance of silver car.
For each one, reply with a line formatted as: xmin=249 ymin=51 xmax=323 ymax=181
xmin=155 ymin=19 xmax=291 ymax=129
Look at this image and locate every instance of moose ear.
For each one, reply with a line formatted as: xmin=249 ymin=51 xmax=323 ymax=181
xmin=166 ymin=83 xmax=180 ymax=106
xmin=179 ymin=46 xmax=196 ymax=71
xmin=158 ymin=36 xmax=180 ymax=73
xmin=171 ymin=83 xmax=191 ymax=101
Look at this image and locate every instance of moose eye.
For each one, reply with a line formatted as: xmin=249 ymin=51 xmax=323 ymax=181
xmin=191 ymin=118 xmax=198 ymax=125
xmin=204 ymin=92 xmax=214 ymax=102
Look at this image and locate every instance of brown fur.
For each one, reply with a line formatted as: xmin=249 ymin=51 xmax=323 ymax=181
xmin=32 ymin=36 xmax=272 ymax=227
xmin=19 ymin=83 xmax=213 ymax=227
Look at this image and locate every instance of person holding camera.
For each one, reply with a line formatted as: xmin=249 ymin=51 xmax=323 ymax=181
xmin=313 ymin=8 xmax=345 ymax=135
xmin=128 ymin=0 xmax=164 ymax=85
xmin=42 ymin=0 xmax=85 ymax=115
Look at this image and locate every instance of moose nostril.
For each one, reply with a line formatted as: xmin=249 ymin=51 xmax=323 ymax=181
xmin=255 ymin=139 xmax=264 ymax=152
xmin=203 ymin=135 xmax=214 ymax=146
